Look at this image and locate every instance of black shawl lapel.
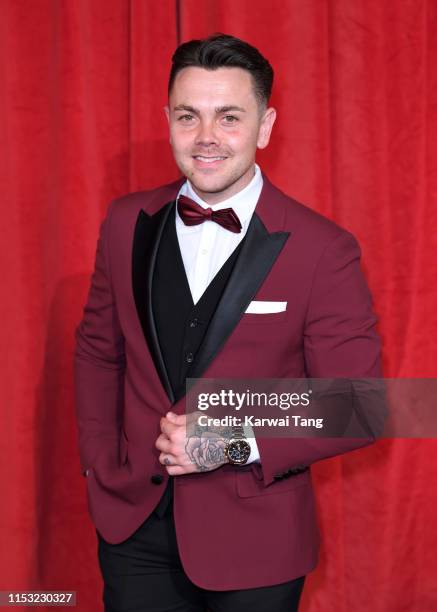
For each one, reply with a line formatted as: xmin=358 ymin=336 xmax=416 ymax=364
xmin=132 ymin=202 xmax=176 ymax=404
xmin=187 ymin=213 xmax=290 ymax=381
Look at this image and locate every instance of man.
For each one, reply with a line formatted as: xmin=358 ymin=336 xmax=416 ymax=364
xmin=74 ymin=34 xmax=382 ymax=611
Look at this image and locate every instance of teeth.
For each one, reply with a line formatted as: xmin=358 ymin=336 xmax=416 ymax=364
xmin=195 ymin=156 xmax=226 ymax=163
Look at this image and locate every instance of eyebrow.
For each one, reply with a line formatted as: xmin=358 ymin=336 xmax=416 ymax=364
xmin=173 ymin=104 xmax=246 ymax=114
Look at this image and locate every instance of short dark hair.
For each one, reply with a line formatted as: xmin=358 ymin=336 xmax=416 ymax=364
xmin=168 ymin=33 xmax=274 ymax=108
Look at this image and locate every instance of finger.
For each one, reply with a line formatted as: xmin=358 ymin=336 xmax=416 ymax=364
xmin=160 ymin=445 xmax=200 ymax=469
xmin=167 ymin=411 xmax=203 ymax=426
xmin=165 ymin=463 xmax=197 ymax=476
xmin=155 ymin=433 xmax=172 ymax=453
xmin=166 ymin=411 xmax=187 ymax=425
xmin=160 ymin=418 xmax=177 ymax=437
xmin=159 ymin=453 xmax=175 ymax=467
xmin=167 ymin=412 xmax=203 ymax=438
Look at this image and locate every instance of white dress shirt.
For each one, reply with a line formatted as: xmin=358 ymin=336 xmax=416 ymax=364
xmin=175 ymin=163 xmax=262 ymax=463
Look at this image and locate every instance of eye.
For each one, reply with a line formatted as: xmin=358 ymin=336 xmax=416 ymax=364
xmin=177 ymin=114 xmax=194 ymax=122
xmin=223 ymin=115 xmax=238 ymax=123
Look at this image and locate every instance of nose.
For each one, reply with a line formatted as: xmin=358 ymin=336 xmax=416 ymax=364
xmin=195 ymin=119 xmax=220 ymax=148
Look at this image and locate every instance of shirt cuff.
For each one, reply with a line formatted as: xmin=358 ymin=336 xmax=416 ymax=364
xmin=243 ymin=423 xmax=260 ymax=463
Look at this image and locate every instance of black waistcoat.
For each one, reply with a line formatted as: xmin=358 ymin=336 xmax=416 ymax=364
xmin=151 ymin=203 xmax=245 ymax=516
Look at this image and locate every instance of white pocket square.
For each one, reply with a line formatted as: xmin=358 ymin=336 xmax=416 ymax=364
xmin=245 ymin=301 xmax=287 ymax=314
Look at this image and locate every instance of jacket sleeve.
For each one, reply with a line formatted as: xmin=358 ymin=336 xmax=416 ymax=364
xmin=255 ymin=231 xmax=384 ymax=487
xmin=73 ymin=201 xmax=126 ymax=476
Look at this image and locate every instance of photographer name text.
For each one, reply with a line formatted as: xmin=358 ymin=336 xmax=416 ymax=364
xmin=197 ymin=415 xmax=324 ymax=429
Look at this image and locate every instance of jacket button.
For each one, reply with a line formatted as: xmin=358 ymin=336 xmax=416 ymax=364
xmin=186 ymin=352 xmax=194 ymax=363
xmin=151 ymin=474 xmax=164 ymax=485
xmin=189 ymin=318 xmax=200 ymax=328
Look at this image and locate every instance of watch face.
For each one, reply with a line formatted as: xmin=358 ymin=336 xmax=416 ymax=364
xmin=227 ymin=439 xmax=251 ymax=464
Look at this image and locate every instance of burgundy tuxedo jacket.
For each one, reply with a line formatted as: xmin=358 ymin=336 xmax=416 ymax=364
xmin=74 ymin=172 xmax=382 ymax=590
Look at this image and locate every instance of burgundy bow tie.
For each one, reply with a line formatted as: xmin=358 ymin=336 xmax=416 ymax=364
xmin=177 ymin=194 xmax=242 ymax=234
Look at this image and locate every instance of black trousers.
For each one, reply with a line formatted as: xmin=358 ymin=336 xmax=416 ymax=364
xmin=97 ymin=501 xmax=305 ymax=612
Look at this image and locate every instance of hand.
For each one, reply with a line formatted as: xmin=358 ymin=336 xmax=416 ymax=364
xmin=155 ymin=411 xmax=229 ymax=475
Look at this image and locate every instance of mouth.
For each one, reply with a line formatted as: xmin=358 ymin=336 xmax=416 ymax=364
xmin=192 ymin=155 xmax=228 ymax=166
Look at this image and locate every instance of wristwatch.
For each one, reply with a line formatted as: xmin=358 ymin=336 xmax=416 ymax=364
xmin=224 ymin=424 xmax=251 ymax=465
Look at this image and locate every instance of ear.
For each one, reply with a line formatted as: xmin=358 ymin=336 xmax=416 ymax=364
xmin=257 ymin=107 xmax=277 ymax=150
xmin=164 ymin=105 xmax=172 ymax=144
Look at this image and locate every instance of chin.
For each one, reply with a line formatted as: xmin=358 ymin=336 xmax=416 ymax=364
xmin=182 ymin=169 xmax=225 ymax=191
xmin=190 ymin=178 xmax=232 ymax=196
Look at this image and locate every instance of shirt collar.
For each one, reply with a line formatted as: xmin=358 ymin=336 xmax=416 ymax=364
xmin=176 ymin=163 xmax=263 ymax=227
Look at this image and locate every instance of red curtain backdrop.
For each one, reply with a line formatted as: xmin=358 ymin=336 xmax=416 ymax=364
xmin=1 ymin=1 xmax=436 ymax=610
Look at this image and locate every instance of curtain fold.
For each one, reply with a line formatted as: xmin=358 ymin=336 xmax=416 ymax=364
xmin=1 ymin=1 xmax=436 ymax=610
